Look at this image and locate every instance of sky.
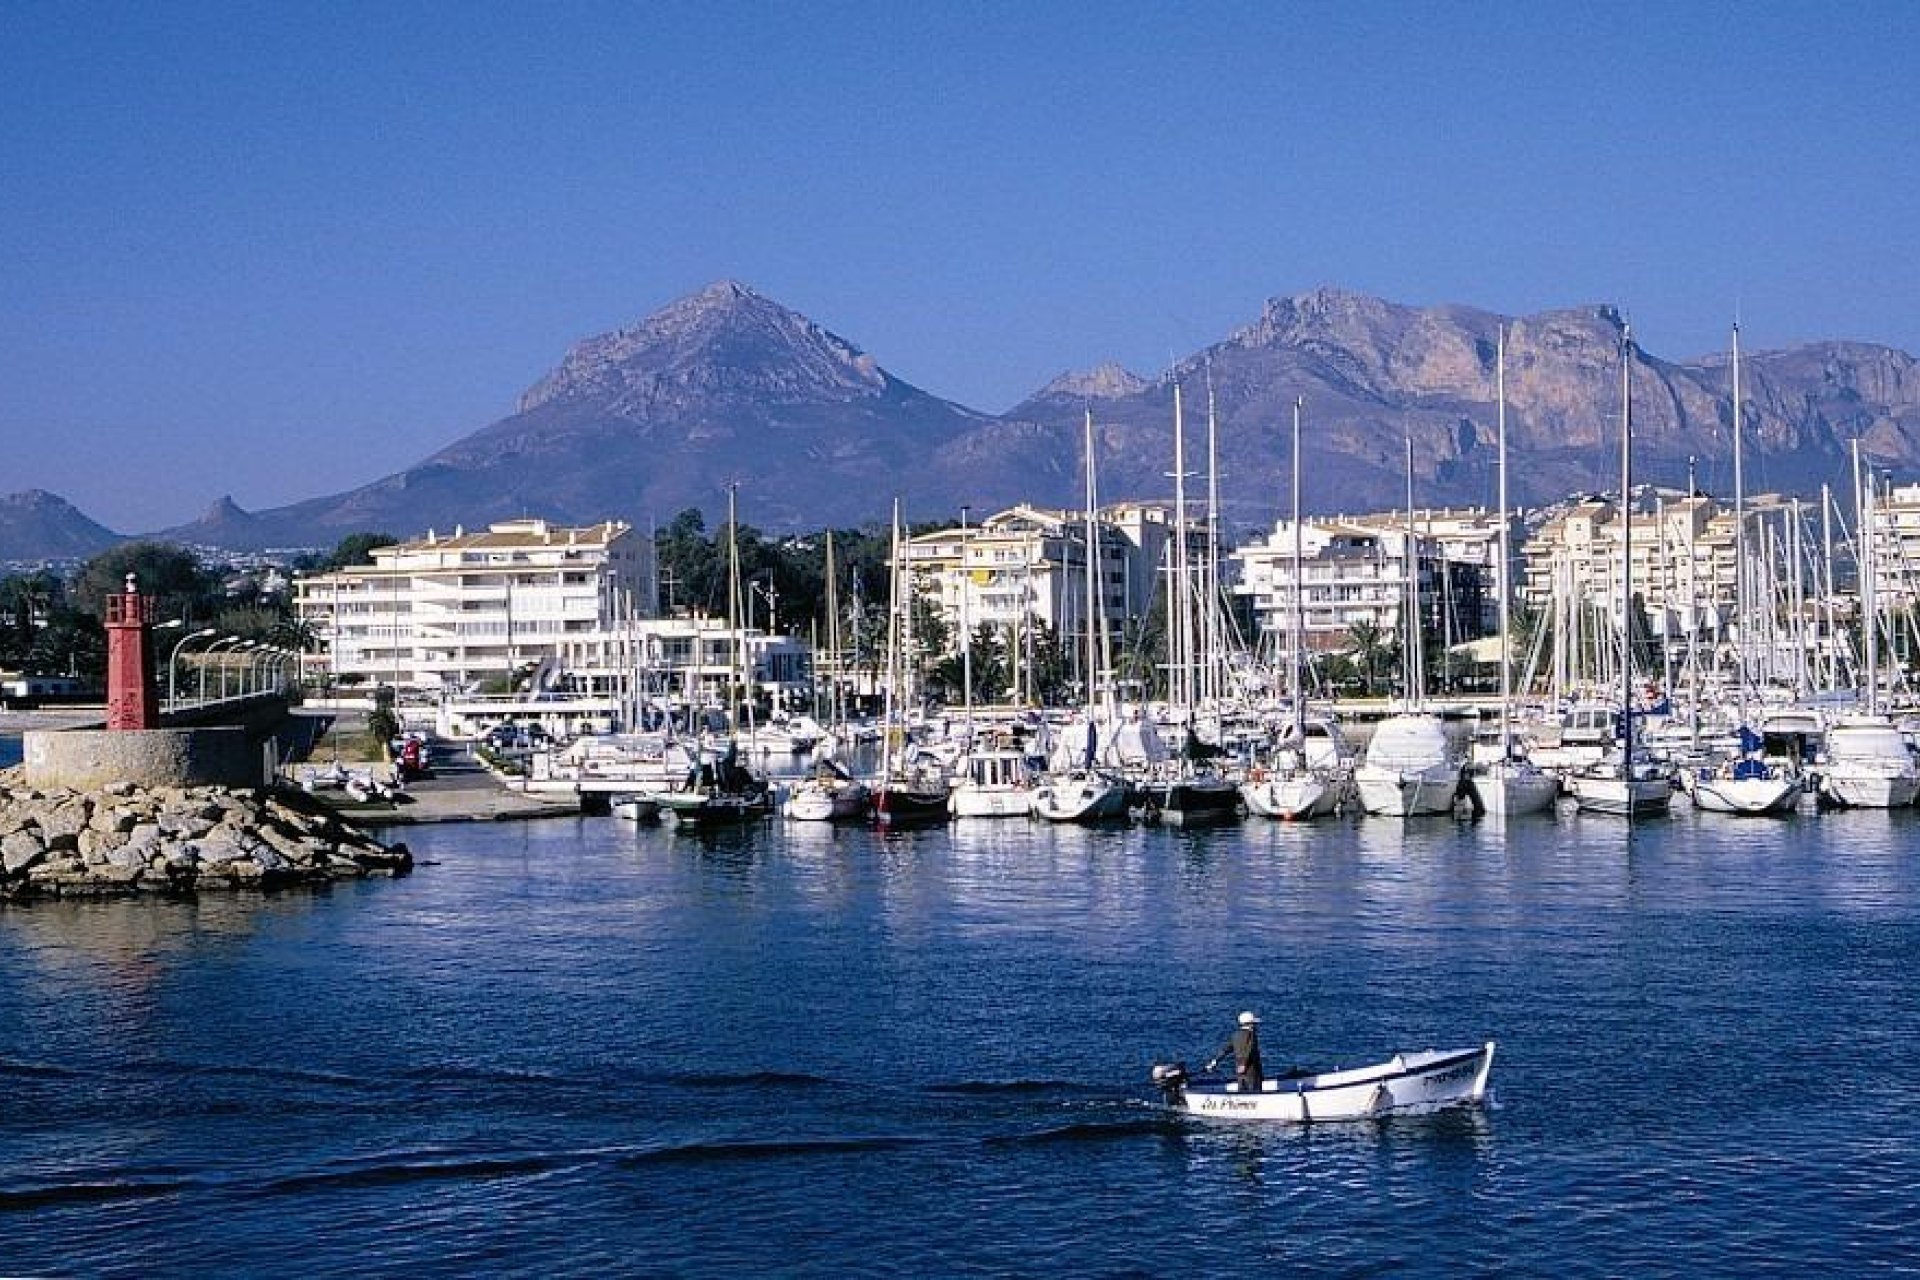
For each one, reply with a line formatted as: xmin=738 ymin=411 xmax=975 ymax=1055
xmin=3 ymin=2 xmax=1917 ymax=533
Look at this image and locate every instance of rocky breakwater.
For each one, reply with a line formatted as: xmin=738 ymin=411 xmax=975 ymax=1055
xmin=0 ymin=772 xmax=412 ymax=900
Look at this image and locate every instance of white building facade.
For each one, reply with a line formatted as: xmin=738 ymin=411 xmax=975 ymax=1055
xmin=1230 ymin=509 xmax=1501 ymax=660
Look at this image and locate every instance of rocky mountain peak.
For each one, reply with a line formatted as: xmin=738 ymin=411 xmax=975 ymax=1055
xmin=1030 ymin=362 xmax=1153 ymax=403
xmin=0 ymin=489 xmax=121 ymax=560
xmin=516 ymin=280 xmax=892 ymax=416
xmin=200 ymin=495 xmax=253 ymax=522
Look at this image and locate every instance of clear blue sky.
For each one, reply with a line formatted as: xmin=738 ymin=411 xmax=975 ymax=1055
xmin=4 ymin=2 xmax=1916 ymax=533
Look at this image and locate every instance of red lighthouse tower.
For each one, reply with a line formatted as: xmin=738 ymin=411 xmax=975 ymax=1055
xmin=105 ymin=573 xmax=160 ymax=730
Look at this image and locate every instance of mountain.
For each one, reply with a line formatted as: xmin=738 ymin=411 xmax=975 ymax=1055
xmin=150 ymin=282 xmax=1920 ymax=549
xmin=0 ymin=489 xmax=122 ymax=562
xmin=158 ymin=280 xmax=1000 ymax=546
xmin=1010 ymin=288 xmax=1920 ymax=535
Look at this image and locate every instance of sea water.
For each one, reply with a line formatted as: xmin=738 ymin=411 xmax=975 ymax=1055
xmin=0 ymin=790 xmax=1916 ymax=1276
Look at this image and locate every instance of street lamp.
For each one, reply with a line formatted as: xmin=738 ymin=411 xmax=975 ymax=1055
xmin=199 ymin=636 xmax=245 ymax=702
xmin=167 ymin=627 xmax=219 ymax=710
xmin=245 ymin=646 xmax=273 ymax=696
xmin=229 ymin=641 xmax=264 ymax=698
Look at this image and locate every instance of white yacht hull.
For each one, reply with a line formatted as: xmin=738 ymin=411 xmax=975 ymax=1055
xmin=1241 ymin=770 xmax=1345 ymax=820
xmin=1354 ymin=765 xmax=1460 ymax=817
xmin=949 ymin=785 xmax=1033 ymax=819
xmin=1687 ymin=771 xmax=1803 ymax=816
xmin=1570 ymin=773 xmax=1672 ymax=816
xmin=1818 ymin=767 xmax=1920 ymax=810
xmin=1468 ymin=763 xmax=1561 ymax=817
xmin=1029 ymin=772 xmax=1130 ymax=823
xmin=781 ymin=780 xmax=871 ymax=822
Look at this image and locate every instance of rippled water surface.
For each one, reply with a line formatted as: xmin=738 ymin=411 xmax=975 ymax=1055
xmin=2 ymin=792 xmax=1918 ymax=1276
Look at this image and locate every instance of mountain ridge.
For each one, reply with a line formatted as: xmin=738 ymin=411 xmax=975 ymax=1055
xmin=9 ymin=282 xmax=1920 ymax=558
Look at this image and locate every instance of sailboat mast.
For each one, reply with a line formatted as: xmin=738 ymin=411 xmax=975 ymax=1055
xmin=1687 ymin=456 xmax=1701 ymax=748
xmin=1496 ymin=328 xmax=1514 ymax=755
xmin=1404 ymin=436 xmax=1421 ymax=704
xmin=1291 ymin=396 xmax=1306 ymax=733
xmin=1732 ymin=324 xmax=1748 ymax=726
xmin=1854 ymin=439 xmax=1876 ymax=715
xmin=881 ymin=499 xmax=902 ymax=779
xmin=1620 ymin=327 xmax=1635 ymax=760
xmin=1171 ymin=381 xmax=1193 ymax=711
xmin=824 ymin=530 xmax=841 ymax=729
xmin=1082 ymin=409 xmax=1101 ymax=708
xmin=1205 ymin=366 xmax=1223 ymax=708
xmin=727 ymin=482 xmax=747 ymax=740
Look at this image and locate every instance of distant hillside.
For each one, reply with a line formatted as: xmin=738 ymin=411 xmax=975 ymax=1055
xmin=0 ymin=489 xmax=122 ymax=562
xmin=147 ymin=282 xmax=1920 ymax=549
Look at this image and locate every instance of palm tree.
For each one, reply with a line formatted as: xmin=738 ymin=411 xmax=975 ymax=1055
xmin=1345 ymin=619 xmax=1400 ymax=697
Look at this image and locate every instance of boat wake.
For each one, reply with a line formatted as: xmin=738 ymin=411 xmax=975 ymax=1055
xmin=667 ymin=1070 xmax=836 ymax=1090
xmin=254 ymin=1152 xmax=569 ymax=1196
xmin=984 ymin=1116 xmax=1182 ymax=1146
xmin=0 ymin=1177 xmax=190 ymax=1210
xmin=616 ymin=1134 xmax=930 ymax=1166
xmin=924 ymin=1078 xmax=1091 ymax=1096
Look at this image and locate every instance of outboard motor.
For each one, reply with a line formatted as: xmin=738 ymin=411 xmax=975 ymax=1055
xmin=1149 ymin=1062 xmax=1188 ymax=1105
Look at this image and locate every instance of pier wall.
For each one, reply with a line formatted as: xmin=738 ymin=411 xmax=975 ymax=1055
xmin=22 ymin=728 xmax=263 ymax=790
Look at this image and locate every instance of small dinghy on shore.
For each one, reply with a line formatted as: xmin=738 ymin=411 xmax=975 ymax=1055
xmin=1150 ymin=1041 xmax=1495 ymax=1122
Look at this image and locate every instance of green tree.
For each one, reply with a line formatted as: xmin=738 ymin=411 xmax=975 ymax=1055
xmin=1345 ymin=619 xmax=1401 ymax=697
xmin=1023 ymin=620 xmax=1071 ymax=705
xmin=655 ymin=508 xmax=720 ymax=617
xmin=320 ymin=532 xmax=399 ymax=571
xmin=70 ymin=542 xmax=218 ymax=625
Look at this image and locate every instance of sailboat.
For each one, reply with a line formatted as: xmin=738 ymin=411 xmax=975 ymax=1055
xmin=642 ymin=484 xmax=773 ymax=826
xmin=783 ymin=534 xmax=874 ymax=822
xmin=871 ymin=499 xmax=954 ymax=827
xmin=1466 ymin=328 xmax=1561 ymax=818
xmin=1354 ymin=439 xmax=1465 ymax=817
xmin=1685 ymin=325 xmax=1803 ymax=816
xmin=1243 ymin=398 xmax=1353 ymax=820
xmin=1137 ymin=379 xmax=1241 ymax=825
xmin=1032 ymin=408 xmax=1131 ymax=823
xmin=1815 ymin=442 xmax=1920 ymax=808
xmin=1568 ymin=326 xmax=1673 ymax=817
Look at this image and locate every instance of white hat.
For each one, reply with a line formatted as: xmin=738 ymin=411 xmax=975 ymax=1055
xmin=1237 ymin=1011 xmax=1260 ymax=1027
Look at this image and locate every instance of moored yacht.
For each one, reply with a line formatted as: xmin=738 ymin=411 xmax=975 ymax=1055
xmin=1816 ymin=714 xmax=1920 ymax=809
xmin=1353 ymin=713 xmax=1464 ymax=817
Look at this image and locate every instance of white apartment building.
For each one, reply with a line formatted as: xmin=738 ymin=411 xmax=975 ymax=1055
xmin=1870 ymin=482 xmax=1920 ymax=608
xmin=897 ymin=502 xmax=1200 ymax=678
xmin=294 ymin=518 xmax=658 ymax=693
xmin=1519 ymin=490 xmax=1805 ymax=631
xmin=293 ymin=517 xmax=816 ymax=721
xmin=1231 ymin=509 xmax=1500 ymax=658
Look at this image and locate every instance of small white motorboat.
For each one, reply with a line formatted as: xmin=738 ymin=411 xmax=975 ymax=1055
xmin=1150 ymin=1041 xmax=1496 ymax=1123
xmin=610 ymin=794 xmax=660 ymax=822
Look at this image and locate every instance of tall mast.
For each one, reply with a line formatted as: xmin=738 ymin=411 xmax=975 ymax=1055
xmin=1171 ymin=380 xmax=1193 ymax=711
xmin=1291 ymin=396 xmax=1307 ymax=734
xmin=1687 ymin=456 xmax=1700 ymax=748
xmin=727 ymin=481 xmax=746 ymax=741
xmin=1620 ymin=326 xmax=1635 ymax=760
xmin=959 ymin=505 xmax=972 ymax=733
xmin=824 ymin=530 xmax=841 ymax=729
xmin=1732 ymin=324 xmax=1749 ymax=727
xmin=1781 ymin=502 xmax=1797 ymax=702
xmin=1855 ymin=439 xmax=1876 ymax=715
xmin=1082 ymin=408 xmax=1102 ymax=710
xmin=881 ymin=499 xmax=903 ymax=779
xmin=1205 ymin=364 xmax=1223 ymax=708
xmin=1496 ymin=328 xmax=1515 ymax=756
xmin=1404 ymin=436 xmax=1422 ymax=705
xmin=1821 ymin=483 xmax=1836 ymax=693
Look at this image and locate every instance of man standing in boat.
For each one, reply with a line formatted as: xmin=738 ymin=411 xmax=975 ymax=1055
xmin=1208 ymin=1011 xmax=1264 ymax=1093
